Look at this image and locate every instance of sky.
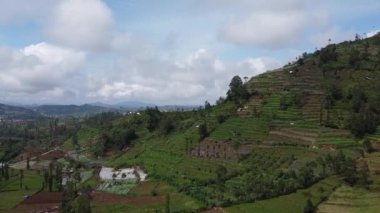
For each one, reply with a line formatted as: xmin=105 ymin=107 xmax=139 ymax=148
xmin=0 ymin=0 xmax=379 ymax=105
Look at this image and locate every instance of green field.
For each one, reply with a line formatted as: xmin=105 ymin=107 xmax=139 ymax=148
xmin=0 ymin=170 xmax=43 ymax=211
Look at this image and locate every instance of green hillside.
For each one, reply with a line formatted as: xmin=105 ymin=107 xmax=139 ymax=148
xmin=1 ymin=34 xmax=380 ymax=212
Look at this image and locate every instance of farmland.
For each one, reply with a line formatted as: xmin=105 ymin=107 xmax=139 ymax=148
xmin=0 ymin=170 xmax=43 ymax=211
xmin=226 ymin=177 xmax=341 ymax=213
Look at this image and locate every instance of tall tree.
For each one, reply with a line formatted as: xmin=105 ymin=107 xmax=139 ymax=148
xmin=165 ymin=193 xmax=170 ymax=213
xmin=227 ymin=75 xmax=249 ymax=105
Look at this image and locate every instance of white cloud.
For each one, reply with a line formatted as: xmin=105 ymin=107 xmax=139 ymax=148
xmin=88 ymin=82 xmax=156 ymax=100
xmin=220 ymin=12 xmax=308 ymax=48
xmin=196 ymin=0 xmax=328 ymax=49
xmin=0 ymin=43 xmax=85 ymax=98
xmin=0 ymin=0 xmax=57 ymax=24
xmin=87 ymin=48 xmax=280 ymax=104
xmin=48 ymin=0 xmax=113 ymax=51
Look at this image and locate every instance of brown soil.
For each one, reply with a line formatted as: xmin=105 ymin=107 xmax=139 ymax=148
xmin=91 ymin=191 xmax=164 ymax=206
xmin=268 ymin=130 xmax=316 ymax=143
xmin=11 ymin=192 xmax=62 ymax=213
xmin=39 ymin=150 xmax=65 ymax=161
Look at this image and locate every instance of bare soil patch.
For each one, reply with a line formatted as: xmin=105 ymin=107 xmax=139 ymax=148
xmin=91 ymin=191 xmax=163 ymax=207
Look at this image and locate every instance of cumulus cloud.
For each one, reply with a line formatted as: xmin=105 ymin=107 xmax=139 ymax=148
xmin=87 ymin=48 xmax=280 ymax=104
xmin=200 ymin=0 xmax=329 ymax=49
xmin=48 ymin=0 xmax=113 ymax=51
xmin=221 ymin=12 xmax=310 ymax=48
xmin=0 ymin=43 xmax=85 ymax=99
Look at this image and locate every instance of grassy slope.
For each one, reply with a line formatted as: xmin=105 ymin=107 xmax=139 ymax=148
xmin=317 ymin=185 xmax=380 ymax=213
xmin=317 ymin=152 xmax=380 ymax=213
xmin=226 ymin=177 xmax=341 ymax=213
xmin=60 ymin=35 xmax=380 ymax=212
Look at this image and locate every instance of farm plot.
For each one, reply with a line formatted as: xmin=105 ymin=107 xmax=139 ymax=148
xmin=97 ymin=180 xmax=137 ymax=195
xmin=0 ymin=170 xmax=43 ymax=211
xmin=209 ymin=117 xmax=269 ymax=143
xmin=12 ymin=192 xmax=62 ymax=213
xmin=91 ymin=191 xmax=201 ymax=213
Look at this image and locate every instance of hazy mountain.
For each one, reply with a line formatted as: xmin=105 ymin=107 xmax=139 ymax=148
xmin=0 ymin=103 xmax=40 ymax=120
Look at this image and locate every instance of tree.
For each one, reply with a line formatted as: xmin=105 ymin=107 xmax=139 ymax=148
xmin=165 ymin=193 xmax=170 ymax=213
xmin=92 ymin=133 xmax=107 ymax=157
xmin=363 ymin=138 xmax=374 ymax=153
xmin=26 ymin=157 xmax=30 ymax=170
xmin=349 ymin=108 xmax=376 ymax=138
xmin=160 ymin=118 xmax=174 ymax=135
xmin=43 ymin=170 xmax=49 ymax=190
xmin=204 ymin=101 xmax=212 ymax=112
xmin=55 ymin=164 xmax=63 ymax=192
xmin=227 ymin=75 xmax=249 ymax=105
xmin=198 ymin=124 xmax=208 ymax=141
xmin=350 ymin=87 xmax=366 ymax=113
xmin=357 ymin=161 xmax=370 ymax=188
xmin=72 ymin=133 xmax=79 ymax=148
xmin=342 ymin=158 xmax=357 ymax=185
xmin=303 ymin=199 xmax=315 ymax=213
xmin=19 ymin=170 xmax=24 ymax=189
xmin=72 ymin=194 xmax=92 ymax=213
xmin=61 ymin=181 xmax=78 ymax=213
xmin=146 ymin=107 xmax=162 ymax=132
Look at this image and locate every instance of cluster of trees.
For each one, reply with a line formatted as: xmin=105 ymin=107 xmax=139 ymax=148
xmin=0 ymin=163 xmax=10 ymax=181
xmin=318 ymin=44 xmax=338 ymax=65
xmin=169 ymin=151 xmax=370 ymax=208
xmin=321 ymin=81 xmax=378 ymax=138
xmin=41 ymin=162 xmax=64 ymax=192
xmin=325 ymin=151 xmax=370 ymax=187
xmin=61 ymin=167 xmax=91 ymax=213
xmin=177 ymin=160 xmax=322 ymax=207
xmin=227 ymin=76 xmax=249 ymax=105
xmin=346 ymin=87 xmax=378 ymax=137
xmin=92 ymin=128 xmax=137 ymax=157
xmin=145 ymin=107 xmax=191 ymax=135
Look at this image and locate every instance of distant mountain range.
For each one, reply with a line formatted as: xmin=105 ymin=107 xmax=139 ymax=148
xmin=89 ymin=101 xmax=155 ymax=109
xmin=0 ymin=103 xmax=40 ymax=120
xmin=0 ymin=101 xmax=200 ymax=119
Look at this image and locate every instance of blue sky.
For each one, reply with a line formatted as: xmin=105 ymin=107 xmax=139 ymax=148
xmin=0 ymin=0 xmax=379 ymax=105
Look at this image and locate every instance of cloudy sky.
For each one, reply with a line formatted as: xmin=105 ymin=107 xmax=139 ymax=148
xmin=0 ymin=0 xmax=379 ymax=105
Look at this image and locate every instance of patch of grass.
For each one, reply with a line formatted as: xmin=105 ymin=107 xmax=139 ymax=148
xmin=209 ymin=117 xmax=269 ymax=143
xmin=0 ymin=170 xmax=43 ymax=211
